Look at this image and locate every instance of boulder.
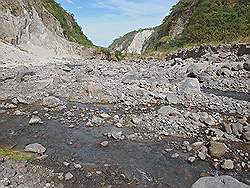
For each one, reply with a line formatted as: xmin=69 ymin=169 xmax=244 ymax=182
xmin=178 ymin=78 xmax=201 ymax=94
xmin=24 ymin=143 xmax=46 ymax=154
xmin=15 ymin=66 xmax=35 ymax=82
xmin=198 ymin=152 xmax=206 ymax=160
xmin=188 ymin=157 xmax=196 ymax=163
xmin=109 ymin=128 xmax=124 ymax=140
xmin=91 ymin=116 xmax=103 ymax=124
xmin=166 ymin=93 xmax=179 ymax=104
xmin=231 ymin=122 xmax=243 ymax=137
xmin=99 ymin=113 xmax=110 ymax=119
xmin=243 ymin=131 xmax=250 ymax=141
xmin=237 ymin=44 xmax=250 ymax=56
xmin=29 ymin=116 xmax=43 ymax=124
xmin=187 ymin=63 xmax=208 ymax=79
xmin=191 ymin=176 xmax=249 ymax=188
xmin=100 ymin=141 xmax=109 ymax=147
xmin=199 ymin=112 xmax=216 ymax=126
xmin=231 ymin=63 xmax=244 ymax=71
xmin=172 ymin=58 xmax=183 ymax=66
xmin=158 ymin=106 xmax=180 ymax=117
xmin=65 ymin=172 xmax=73 ymax=180
xmin=223 ymin=123 xmax=232 ymax=134
xmin=243 ymin=62 xmax=250 ymax=71
xmin=132 ymin=117 xmax=141 ymax=125
xmin=209 ymin=141 xmax=227 ymax=158
xmin=191 ymin=142 xmax=204 ymax=151
xmin=111 ymin=131 xmax=123 ymax=140
xmin=216 ymin=67 xmax=231 ymax=76
xmin=42 ymin=96 xmax=61 ymax=108
xmin=221 ymin=159 xmax=234 ymax=170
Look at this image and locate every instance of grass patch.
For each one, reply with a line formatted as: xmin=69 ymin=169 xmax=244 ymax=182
xmin=0 ymin=148 xmax=36 ymax=162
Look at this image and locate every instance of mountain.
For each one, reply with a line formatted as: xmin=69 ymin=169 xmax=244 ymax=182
xmin=109 ymin=0 xmax=250 ymax=54
xmin=0 ymin=0 xmax=94 ymax=57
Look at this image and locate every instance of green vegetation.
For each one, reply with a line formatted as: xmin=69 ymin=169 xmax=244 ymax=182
xmin=41 ymin=0 xmax=93 ymax=47
xmin=184 ymin=0 xmax=249 ymax=44
xmin=0 ymin=2 xmax=22 ymax=16
xmin=26 ymin=2 xmax=33 ymax=14
xmin=170 ymin=0 xmax=194 ymax=14
xmin=96 ymin=48 xmax=125 ymax=61
xmin=0 ymin=148 xmax=35 ymax=162
xmin=145 ymin=0 xmax=250 ymax=53
xmin=114 ymin=50 xmax=125 ymax=61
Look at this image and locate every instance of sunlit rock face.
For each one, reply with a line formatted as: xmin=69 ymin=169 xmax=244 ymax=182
xmin=0 ymin=0 xmax=94 ymax=58
xmin=127 ymin=29 xmax=153 ymax=54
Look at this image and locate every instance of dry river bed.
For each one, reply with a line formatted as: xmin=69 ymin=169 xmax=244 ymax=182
xmin=0 ymin=43 xmax=249 ymax=188
xmin=0 ymin=98 xmax=249 ymax=188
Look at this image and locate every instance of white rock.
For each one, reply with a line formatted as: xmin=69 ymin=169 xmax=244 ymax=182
xmin=198 ymin=152 xmax=206 ymax=160
xmin=100 ymin=113 xmax=110 ymax=119
xmin=188 ymin=157 xmax=196 ymax=163
xmin=132 ymin=117 xmax=141 ymax=124
xmin=65 ymin=172 xmax=73 ymax=180
xmin=63 ymin=162 xmax=70 ymax=166
xmin=221 ymin=159 xmax=234 ymax=170
xmin=166 ymin=93 xmax=179 ymax=104
xmin=171 ymin=153 xmax=180 ymax=158
xmin=111 ymin=130 xmax=123 ymax=140
xmin=24 ymin=143 xmax=46 ymax=154
xmin=29 ymin=116 xmax=43 ymax=124
xmin=191 ymin=175 xmax=248 ymax=188
xmin=73 ymin=163 xmax=82 ymax=169
xmin=100 ymin=141 xmax=109 ymax=147
xmin=178 ymin=78 xmax=201 ymax=94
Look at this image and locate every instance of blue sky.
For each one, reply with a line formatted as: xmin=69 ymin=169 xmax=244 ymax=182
xmin=56 ymin=0 xmax=179 ymax=47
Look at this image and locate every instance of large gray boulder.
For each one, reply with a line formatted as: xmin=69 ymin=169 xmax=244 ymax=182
xmin=191 ymin=176 xmax=249 ymax=188
xmin=178 ymin=78 xmax=201 ymax=94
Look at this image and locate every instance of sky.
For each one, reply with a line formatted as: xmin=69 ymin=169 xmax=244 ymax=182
xmin=56 ymin=0 xmax=179 ymax=47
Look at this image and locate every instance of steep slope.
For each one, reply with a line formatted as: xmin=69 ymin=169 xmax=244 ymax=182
xmin=109 ymin=28 xmax=154 ymax=54
xmin=41 ymin=0 xmax=93 ymax=47
xmin=110 ymin=0 xmax=249 ymax=54
xmin=145 ymin=0 xmax=250 ymax=53
xmin=0 ymin=0 xmax=94 ymax=57
xmin=144 ymin=0 xmax=198 ymax=52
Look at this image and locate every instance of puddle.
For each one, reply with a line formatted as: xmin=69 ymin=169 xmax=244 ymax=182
xmin=202 ymin=87 xmax=250 ymax=102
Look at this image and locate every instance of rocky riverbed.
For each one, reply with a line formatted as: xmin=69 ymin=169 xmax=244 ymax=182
xmin=0 ymin=42 xmax=249 ymax=187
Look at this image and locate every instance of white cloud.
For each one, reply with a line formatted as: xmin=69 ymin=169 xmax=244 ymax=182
xmin=95 ymin=0 xmax=170 ymax=17
xmin=64 ymin=0 xmax=74 ymax=4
